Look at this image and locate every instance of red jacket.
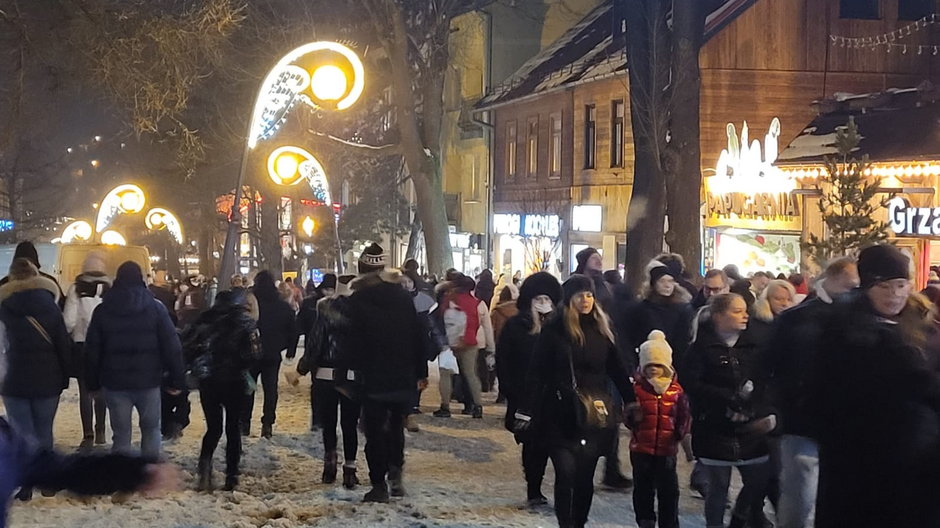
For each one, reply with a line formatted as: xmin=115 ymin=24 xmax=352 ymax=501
xmin=628 ymin=377 xmax=691 ymax=457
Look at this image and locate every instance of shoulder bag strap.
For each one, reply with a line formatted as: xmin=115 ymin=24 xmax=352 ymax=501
xmin=26 ymin=315 xmax=52 ymax=345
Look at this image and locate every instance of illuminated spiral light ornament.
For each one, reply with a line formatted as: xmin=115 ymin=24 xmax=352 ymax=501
xmin=267 ymin=146 xmax=332 ymax=205
xmin=145 ymin=208 xmax=184 ymax=245
xmin=96 ymin=184 xmax=146 ymax=233
xmin=248 ymin=42 xmax=365 ymax=148
xmin=100 ymin=230 xmax=127 ymax=246
xmin=61 ymin=220 xmax=93 ymax=244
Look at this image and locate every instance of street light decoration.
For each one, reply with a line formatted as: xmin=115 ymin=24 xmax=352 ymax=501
xmin=301 ymin=216 xmax=315 ymax=238
xmin=100 ymin=230 xmax=127 ymax=246
xmin=61 ymin=220 xmax=93 ymax=244
xmin=248 ymin=42 xmax=365 ymax=148
xmin=96 ymin=184 xmax=146 ymax=233
xmin=267 ymin=146 xmax=332 ymax=205
xmin=145 ymin=208 xmax=184 ymax=245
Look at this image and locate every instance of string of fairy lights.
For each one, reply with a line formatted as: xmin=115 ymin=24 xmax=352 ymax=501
xmin=830 ymin=13 xmax=940 ymax=54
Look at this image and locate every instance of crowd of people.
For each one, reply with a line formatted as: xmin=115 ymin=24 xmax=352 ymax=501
xmin=2 ymin=239 xmax=940 ymax=528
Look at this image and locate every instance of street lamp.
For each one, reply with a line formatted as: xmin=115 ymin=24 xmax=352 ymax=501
xmin=218 ymin=41 xmax=364 ymax=282
xmin=96 ymin=184 xmax=146 ymax=233
xmin=145 ymin=208 xmax=184 ymax=245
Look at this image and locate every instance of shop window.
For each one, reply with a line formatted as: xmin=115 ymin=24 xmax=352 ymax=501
xmin=572 ymin=205 xmax=603 ymax=232
xmin=899 ymin=0 xmax=934 ymax=20
xmin=550 ymin=112 xmax=562 ymax=179
xmin=526 ymin=116 xmax=539 ymax=177
xmin=840 ymin=0 xmax=879 ymax=19
xmin=611 ymin=100 xmax=625 ymax=168
xmin=584 ymin=104 xmax=596 ymax=169
xmin=506 ymin=121 xmax=517 ymax=180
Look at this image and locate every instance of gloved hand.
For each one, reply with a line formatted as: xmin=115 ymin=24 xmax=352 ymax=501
xmin=623 ymin=402 xmax=642 ymax=425
xmin=737 ymin=379 xmax=754 ymax=400
xmin=484 ymin=352 xmax=496 ymax=370
xmin=744 ymin=414 xmax=777 ymax=435
xmin=513 ymin=411 xmax=533 ymax=433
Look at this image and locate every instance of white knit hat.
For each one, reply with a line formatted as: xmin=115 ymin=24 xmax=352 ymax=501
xmin=639 ymin=330 xmax=674 ymax=378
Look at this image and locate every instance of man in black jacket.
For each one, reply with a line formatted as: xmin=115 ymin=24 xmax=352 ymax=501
xmin=347 ymin=243 xmax=429 ymax=503
xmin=766 ymin=257 xmax=857 ymax=528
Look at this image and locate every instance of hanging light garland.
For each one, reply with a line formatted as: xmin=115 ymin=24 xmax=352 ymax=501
xmin=830 ymin=13 xmax=939 ymax=51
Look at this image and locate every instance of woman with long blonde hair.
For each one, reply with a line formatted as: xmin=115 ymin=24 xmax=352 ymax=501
xmin=513 ymin=275 xmax=633 ymax=528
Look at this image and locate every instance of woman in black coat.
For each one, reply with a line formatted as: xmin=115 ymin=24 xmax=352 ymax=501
xmin=812 ymin=244 xmax=940 ymax=528
xmin=187 ymin=291 xmax=261 ymax=492
xmin=515 ymin=275 xmax=633 ymax=528
xmin=622 ymin=263 xmax=693 ymax=372
xmin=241 ymin=271 xmax=296 ymax=439
xmin=684 ymin=293 xmax=776 ymax=528
xmin=496 ymin=271 xmax=562 ymax=508
xmin=0 ymin=259 xmax=71 ymax=500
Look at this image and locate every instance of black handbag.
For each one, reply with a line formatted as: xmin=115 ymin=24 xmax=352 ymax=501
xmin=562 ymin=346 xmax=614 ymax=432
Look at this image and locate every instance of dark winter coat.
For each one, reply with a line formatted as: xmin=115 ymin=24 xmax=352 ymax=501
xmin=764 ymin=296 xmax=835 ymax=437
xmin=621 ymin=290 xmax=694 ymax=371
xmin=297 ymin=295 xmax=355 ymax=378
xmin=497 ymin=311 xmax=540 ymax=433
xmin=253 ymin=293 xmax=296 ymax=363
xmin=0 ymin=277 xmax=71 ymax=398
xmin=347 ymin=271 xmax=430 ymax=402
xmin=0 ymin=417 xmax=150 ymax=528
xmin=84 ymin=282 xmax=185 ymax=392
xmin=684 ymin=321 xmax=774 ymax=462
xmin=522 ymin=310 xmax=634 ymax=443
xmin=812 ymin=291 xmax=940 ymax=528
xmin=627 ymin=377 xmax=691 ymax=457
xmin=475 ymin=270 xmax=496 ymax=309
xmin=184 ymin=303 xmax=261 ymax=385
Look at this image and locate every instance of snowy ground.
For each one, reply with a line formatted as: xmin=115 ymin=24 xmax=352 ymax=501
xmin=5 ymin=366 xmax=727 ymax=528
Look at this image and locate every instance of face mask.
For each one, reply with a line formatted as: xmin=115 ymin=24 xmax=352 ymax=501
xmin=533 ymin=300 xmax=554 ymax=314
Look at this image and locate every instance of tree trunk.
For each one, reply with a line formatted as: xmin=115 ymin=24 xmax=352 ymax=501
xmin=410 ymin=167 xmax=452 ymax=275
xmin=259 ymin=186 xmax=283 ymax=276
xmin=664 ymin=0 xmax=706 ymax=278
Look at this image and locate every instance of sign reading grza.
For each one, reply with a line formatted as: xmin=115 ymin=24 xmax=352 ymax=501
xmin=888 ymin=197 xmax=940 ymax=236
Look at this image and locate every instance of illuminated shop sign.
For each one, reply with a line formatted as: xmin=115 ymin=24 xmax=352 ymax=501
xmin=494 ymin=213 xmax=560 ymax=237
xmin=888 ymin=197 xmax=940 ymax=236
xmin=572 ymin=205 xmax=602 ymax=232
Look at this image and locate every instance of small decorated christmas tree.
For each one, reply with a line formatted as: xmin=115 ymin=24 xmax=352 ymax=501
xmin=802 ymin=117 xmax=893 ymax=264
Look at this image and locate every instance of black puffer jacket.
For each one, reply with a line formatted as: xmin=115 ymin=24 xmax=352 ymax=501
xmin=347 ymin=271 xmax=429 ymax=402
xmin=621 ymin=290 xmax=694 ymax=370
xmin=0 ymin=277 xmax=71 ymax=398
xmin=522 ymin=311 xmax=633 ymax=442
xmin=813 ymin=291 xmax=940 ymax=528
xmin=684 ymin=320 xmax=774 ymax=462
xmin=298 ymin=295 xmax=355 ymax=376
xmin=184 ymin=302 xmax=261 ymax=385
xmin=85 ymin=282 xmax=184 ymax=392
xmin=497 ymin=312 xmax=539 ymax=433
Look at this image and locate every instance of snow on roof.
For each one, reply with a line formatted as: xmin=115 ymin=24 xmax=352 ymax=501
xmin=477 ymin=0 xmax=754 ymax=109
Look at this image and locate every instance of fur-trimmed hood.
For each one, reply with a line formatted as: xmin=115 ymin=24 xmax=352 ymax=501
xmin=643 ymin=283 xmax=692 ymax=305
xmin=350 ymin=269 xmax=401 ymax=292
xmin=0 ymin=275 xmax=60 ymax=304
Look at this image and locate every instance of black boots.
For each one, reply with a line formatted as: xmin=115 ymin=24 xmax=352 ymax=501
xmin=432 ymin=406 xmax=451 ymax=418
xmin=343 ymin=466 xmax=359 ymax=489
xmin=94 ymin=424 xmax=107 ymax=445
xmin=471 ymin=405 xmax=484 ymax=419
xmin=322 ymin=450 xmax=338 ymax=484
xmin=362 ymin=484 xmax=390 ymax=503
xmin=223 ymin=474 xmax=238 ymax=491
xmin=261 ymin=423 xmax=273 ymax=439
xmin=196 ymin=458 xmax=214 ymax=492
xmin=388 ymin=466 xmax=406 ymax=498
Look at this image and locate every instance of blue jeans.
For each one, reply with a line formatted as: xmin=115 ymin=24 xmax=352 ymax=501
xmin=105 ymin=388 xmax=162 ymax=460
xmin=2 ymin=395 xmax=60 ymax=450
xmin=777 ymin=434 xmax=819 ymax=528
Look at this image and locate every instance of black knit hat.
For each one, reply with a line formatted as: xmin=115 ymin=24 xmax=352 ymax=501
xmin=358 ymin=243 xmax=387 ymax=274
xmin=563 ymin=274 xmax=595 ymax=305
xmin=114 ymin=261 xmax=145 ymax=288
xmin=574 ymin=247 xmax=600 ymax=274
xmin=858 ymin=244 xmax=909 ymax=289
xmin=649 ymin=264 xmax=677 ymax=289
xmin=319 ymin=273 xmax=337 ymax=291
xmin=13 ymin=241 xmax=40 ymax=269
xmin=517 ymin=271 xmax=563 ymax=312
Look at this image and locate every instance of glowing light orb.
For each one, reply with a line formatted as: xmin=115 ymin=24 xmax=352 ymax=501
xmin=97 ymin=184 xmax=146 ymax=232
xmin=301 ymin=216 xmax=315 ymax=238
xmin=61 ymin=220 xmax=93 ymax=244
xmin=145 ymin=208 xmax=184 ymax=245
xmin=311 ymin=65 xmax=348 ymax=101
xmin=267 ymin=146 xmax=332 ymax=205
xmin=101 ymin=230 xmax=127 ymax=246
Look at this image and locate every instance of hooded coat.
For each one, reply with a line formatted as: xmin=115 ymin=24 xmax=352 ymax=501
xmin=347 ymin=271 xmax=429 ymax=402
xmin=812 ymin=291 xmax=940 ymax=527
xmin=84 ymin=277 xmax=185 ymax=392
xmin=63 ymin=272 xmax=111 ymax=343
xmin=621 ymin=287 xmax=693 ymax=371
xmin=251 ymin=274 xmax=297 ymax=363
xmin=0 ymin=276 xmax=71 ymax=398
xmin=184 ymin=300 xmax=261 ymax=385
xmin=0 ymin=242 xmax=64 ymax=306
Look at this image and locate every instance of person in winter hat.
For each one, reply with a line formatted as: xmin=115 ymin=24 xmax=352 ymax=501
xmin=63 ymin=252 xmax=112 ymax=450
xmin=496 ymin=271 xmax=562 ymax=508
xmin=514 ymin=274 xmax=635 ymax=528
xmin=811 ymin=243 xmax=940 ymax=527
xmin=574 ymin=247 xmax=613 ymax=311
xmin=347 ymin=242 xmax=430 ymax=502
xmin=85 ymin=261 xmax=185 ymax=462
xmin=0 ymin=241 xmax=64 ymax=306
xmin=626 ymin=330 xmax=691 ymax=528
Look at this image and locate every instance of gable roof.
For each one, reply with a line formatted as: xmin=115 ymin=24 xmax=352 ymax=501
xmin=476 ymin=0 xmax=757 ymax=110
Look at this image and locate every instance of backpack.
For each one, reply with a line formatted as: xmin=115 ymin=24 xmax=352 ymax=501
xmin=443 ymin=301 xmax=468 ymax=348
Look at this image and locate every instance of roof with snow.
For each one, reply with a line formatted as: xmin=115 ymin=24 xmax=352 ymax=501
xmin=776 ymin=84 xmax=940 ymax=164
xmin=476 ymin=0 xmax=756 ymax=109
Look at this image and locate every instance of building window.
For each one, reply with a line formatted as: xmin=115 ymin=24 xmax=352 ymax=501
xmin=584 ymin=104 xmax=596 ymax=169
xmin=550 ymin=112 xmax=562 ymax=179
xmin=840 ymin=0 xmax=879 ymax=19
xmin=506 ymin=121 xmax=517 ymax=179
xmin=611 ymin=100 xmax=625 ymax=168
xmin=899 ymin=0 xmax=934 ymax=20
xmin=381 ymin=87 xmax=396 ymax=132
xmin=526 ymin=116 xmax=539 ymax=177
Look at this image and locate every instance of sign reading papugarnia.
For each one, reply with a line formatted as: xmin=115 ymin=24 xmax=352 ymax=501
xmin=888 ymin=197 xmax=940 ymax=236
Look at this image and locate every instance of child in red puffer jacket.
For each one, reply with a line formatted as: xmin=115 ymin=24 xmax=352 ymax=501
xmin=626 ymin=330 xmax=691 ymax=528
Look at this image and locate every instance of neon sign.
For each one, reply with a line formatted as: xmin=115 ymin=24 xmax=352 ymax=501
xmin=710 ymin=118 xmax=792 ymax=195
